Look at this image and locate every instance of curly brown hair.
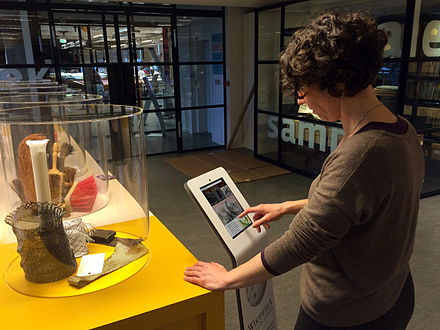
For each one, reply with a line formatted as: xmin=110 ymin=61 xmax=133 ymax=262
xmin=280 ymin=12 xmax=387 ymax=98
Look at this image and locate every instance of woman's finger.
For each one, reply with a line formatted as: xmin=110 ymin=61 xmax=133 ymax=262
xmin=184 ymin=275 xmax=202 ymax=286
xmin=253 ymin=225 xmax=261 ymax=233
xmin=238 ymin=210 xmax=248 ymax=218
xmin=253 ymin=215 xmax=269 ymax=226
xmin=183 ymin=270 xmax=202 ymax=277
xmin=239 ymin=206 xmax=259 ymax=218
xmin=186 ymin=265 xmax=204 ymax=271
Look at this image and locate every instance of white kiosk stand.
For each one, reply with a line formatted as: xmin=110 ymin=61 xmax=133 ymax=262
xmin=185 ymin=167 xmax=277 ymax=330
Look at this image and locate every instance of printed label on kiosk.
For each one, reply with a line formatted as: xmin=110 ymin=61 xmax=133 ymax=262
xmin=185 ymin=167 xmax=277 ymax=330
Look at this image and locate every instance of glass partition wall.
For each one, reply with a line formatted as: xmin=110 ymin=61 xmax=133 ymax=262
xmin=0 ymin=2 xmax=226 ymax=155
xmin=256 ymin=0 xmax=440 ymax=197
xmin=177 ymin=15 xmax=225 ymax=151
xmin=406 ymin=0 xmax=440 ymax=197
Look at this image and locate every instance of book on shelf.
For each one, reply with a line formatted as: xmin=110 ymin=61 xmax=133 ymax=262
xmin=408 ymin=61 xmax=418 ymax=75
xmin=408 ymin=61 xmax=440 ymax=77
xmin=406 ymin=80 xmax=440 ymax=100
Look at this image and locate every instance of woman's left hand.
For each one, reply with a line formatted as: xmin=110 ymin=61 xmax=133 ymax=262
xmin=184 ymin=261 xmax=229 ymax=291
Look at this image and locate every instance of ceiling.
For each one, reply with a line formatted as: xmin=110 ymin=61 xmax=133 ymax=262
xmin=283 ymin=0 xmax=406 ymax=16
xmin=108 ymin=0 xmax=282 ymax=8
xmin=108 ymin=0 xmax=407 ymax=15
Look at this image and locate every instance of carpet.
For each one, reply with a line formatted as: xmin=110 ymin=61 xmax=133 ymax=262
xmin=165 ymin=149 xmax=291 ymax=183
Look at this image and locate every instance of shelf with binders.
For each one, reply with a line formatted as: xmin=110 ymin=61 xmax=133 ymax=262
xmin=406 ymin=60 xmax=440 ymax=102
xmin=405 ymin=60 xmax=440 ymax=130
xmin=406 ymin=79 xmax=440 ymax=101
xmin=408 ymin=60 xmax=440 ymax=78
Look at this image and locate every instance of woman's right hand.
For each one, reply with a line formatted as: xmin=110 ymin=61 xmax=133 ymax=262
xmin=239 ymin=199 xmax=308 ymax=233
xmin=239 ymin=203 xmax=285 ymax=233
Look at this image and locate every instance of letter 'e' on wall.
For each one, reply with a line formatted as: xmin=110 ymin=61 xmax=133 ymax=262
xmin=423 ymin=20 xmax=440 ymax=57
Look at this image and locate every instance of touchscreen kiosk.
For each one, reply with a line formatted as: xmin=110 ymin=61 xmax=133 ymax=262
xmin=185 ymin=167 xmax=277 ymax=330
xmin=200 ymin=178 xmax=252 ymax=239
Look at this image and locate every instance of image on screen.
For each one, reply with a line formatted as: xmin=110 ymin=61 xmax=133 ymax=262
xmin=201 ymin=178 xmax=252 ymax=238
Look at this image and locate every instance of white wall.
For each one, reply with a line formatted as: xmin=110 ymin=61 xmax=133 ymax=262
xmin=225 ymin=8 xmax=255 ymax=150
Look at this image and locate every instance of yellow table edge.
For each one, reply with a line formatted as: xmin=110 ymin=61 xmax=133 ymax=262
xmin=0 ymin=216 xmax=225 ymax=330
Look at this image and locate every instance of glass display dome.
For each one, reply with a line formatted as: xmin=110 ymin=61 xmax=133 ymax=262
xmin=0 ymin=94 xmax=103 ymax=110
xmin=0 ymin=104 xmax=150 ymax=297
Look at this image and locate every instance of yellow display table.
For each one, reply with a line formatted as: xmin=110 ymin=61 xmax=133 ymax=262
xmin=0 ymin=216 xmax=224 ymax=330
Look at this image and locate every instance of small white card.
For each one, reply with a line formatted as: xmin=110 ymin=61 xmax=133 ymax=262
xmin=76 ymin=253 xmax=105 ymax=277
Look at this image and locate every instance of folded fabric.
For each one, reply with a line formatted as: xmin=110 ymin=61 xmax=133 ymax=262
xmin=63 ymin=217 xmax=94 ymax=257
xmin=68 ymin=238 xmax=148 ymax=288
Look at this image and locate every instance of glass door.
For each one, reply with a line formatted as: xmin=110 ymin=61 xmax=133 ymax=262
xmin=131 ymin=14 xmax=177 ymax=154
xmin=176 ymin=15 xmax=225 ymax=151
xmin=53 ymin=12 xmax=108 ymax=100
xmin=50 ymin=7 xmax=225 ymax=156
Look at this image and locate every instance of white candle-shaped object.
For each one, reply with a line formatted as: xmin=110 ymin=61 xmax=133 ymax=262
xmin=26 ymin=139 xmax=52 ymax=203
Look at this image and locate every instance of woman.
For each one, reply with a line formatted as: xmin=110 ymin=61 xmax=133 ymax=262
xmin=184 ymin=12 xmax=424 ymax=329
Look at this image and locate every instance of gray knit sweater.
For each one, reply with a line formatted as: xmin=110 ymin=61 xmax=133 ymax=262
xmin=263 ymin=118 xmax=424 ymax=327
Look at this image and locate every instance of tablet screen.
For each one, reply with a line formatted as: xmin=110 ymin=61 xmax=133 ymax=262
xmin=201 ymin=178 xmax=252 ymax=238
